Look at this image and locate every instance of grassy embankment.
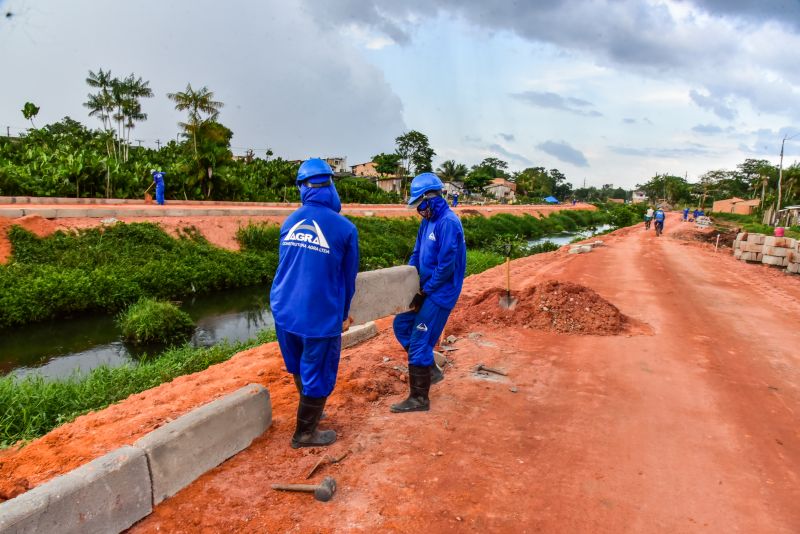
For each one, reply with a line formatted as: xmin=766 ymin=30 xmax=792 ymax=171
xmin=711 ymin=211 xmax=800 ymax=239
xmin=0 ymin=208 xmax=618 ymax=446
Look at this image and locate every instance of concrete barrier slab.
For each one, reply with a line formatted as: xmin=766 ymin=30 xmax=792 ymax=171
xmin=349 ymin=266 xmax=419 ymax=325
xmin=342 ymin=322 xmax=378 ymax=349
xmin=133 ymin=383 xmax=271 ymax=505
xmin=0 ymin=446 xmax=151 ymax=534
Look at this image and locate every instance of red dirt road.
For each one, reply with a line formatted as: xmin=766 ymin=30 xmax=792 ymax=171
xmin=2 ymin=220 xmax=799 ymax=532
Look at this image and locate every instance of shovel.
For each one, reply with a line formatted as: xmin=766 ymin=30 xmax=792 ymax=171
xmin=499 ymin=243 xmax=518 ymax=310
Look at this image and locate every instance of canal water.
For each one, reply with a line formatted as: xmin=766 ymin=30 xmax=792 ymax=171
xmin=0 ymin=285 xmax=273 ymax=379
xmin=527 ymin=224 xmax=613 ymax=248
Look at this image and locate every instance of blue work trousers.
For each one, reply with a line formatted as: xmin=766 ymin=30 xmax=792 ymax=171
xmin=155 ymin=183 xmax=165 ymax=205
xmin=393 ymin=299 xmax=452 ymax=367
xmin=275 ymin=326 xmax=342 ymax=398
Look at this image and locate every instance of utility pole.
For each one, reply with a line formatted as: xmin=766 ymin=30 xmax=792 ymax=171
xmin=6 ymin=126 xmax=9 ymax=138
xmin=156 ymin=139 xmax=161 ymax=150
xmin=778 ymin=132 xmax=799 ymax=218
xmin=135 ymin=139 xmax=143 ymax=147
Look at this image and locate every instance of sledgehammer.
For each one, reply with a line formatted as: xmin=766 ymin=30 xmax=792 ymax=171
xmin=272 ymin=476 xmax=337 ymax=502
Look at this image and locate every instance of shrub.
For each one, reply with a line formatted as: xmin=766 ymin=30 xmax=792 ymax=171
xmin=117 ymin=298 xmax=195 ymax=345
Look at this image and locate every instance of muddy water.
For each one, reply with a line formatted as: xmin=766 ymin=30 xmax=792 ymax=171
xmin=0 ymin=285 xmax=273 ymax=379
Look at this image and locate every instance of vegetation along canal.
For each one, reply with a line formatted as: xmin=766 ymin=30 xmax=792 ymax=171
xmin=0 ymin=285 xmax=272 ymax=379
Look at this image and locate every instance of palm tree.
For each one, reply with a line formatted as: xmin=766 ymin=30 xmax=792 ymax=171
xmin=167 ymin=84 xmax=224 ymax=157
xmin=436 ymin=160 xmax=468 ymax=182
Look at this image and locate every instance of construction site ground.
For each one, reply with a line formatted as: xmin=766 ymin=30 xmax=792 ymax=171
xmin=2 ymin=217 xmax=800 ymax=532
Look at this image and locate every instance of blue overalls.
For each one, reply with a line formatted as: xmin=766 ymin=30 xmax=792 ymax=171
xmin=269 ymin=183 xmax=359 ymax=398
xmin=393 ymin=196 xmax=467 ymax=367
xmin=152 ymin=172 xmax=165 ymax=205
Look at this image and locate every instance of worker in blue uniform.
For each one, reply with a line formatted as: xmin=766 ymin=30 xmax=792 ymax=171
xmin=270 ymin=158 xmax=359 ymax=448
xmin=151 ymin=170 xmax=166 ymax=205
xmin=391 ymin=173 xmax=467 ymax=413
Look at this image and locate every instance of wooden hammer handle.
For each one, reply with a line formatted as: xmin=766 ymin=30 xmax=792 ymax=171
xmin=272 ymin=484 xmax=317 ymax=492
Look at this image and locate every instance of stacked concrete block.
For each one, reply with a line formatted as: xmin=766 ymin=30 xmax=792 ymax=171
xmin=786 ymin=239 xmax=800 ymax=274
xmin=739 ymin=233 xmax=765 ymax=263
xmin=733 ymin=232 xmax=746 ymax=259
xmin=761 ymin=236 xmax=797 ymax=268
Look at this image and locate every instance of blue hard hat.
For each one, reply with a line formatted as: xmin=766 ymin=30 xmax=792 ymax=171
xmin=297 ymin=158 xmax=333 ymax=185
xmin=408 ymin=172 xmax=444 ymax=206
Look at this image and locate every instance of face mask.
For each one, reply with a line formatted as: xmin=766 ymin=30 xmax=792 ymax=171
xmin=417 ymin=199 xmax=433 ymax=219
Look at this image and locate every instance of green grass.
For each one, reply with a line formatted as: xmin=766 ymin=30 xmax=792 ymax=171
xmin=0 ymin=329 xmax=277 ymax=448
xmin=711 ymin=212 xmax=800 ymax=239
xmin=117 ymin=298 xmax=195 ymax=345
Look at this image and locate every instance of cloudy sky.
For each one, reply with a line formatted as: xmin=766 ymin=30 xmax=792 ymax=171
xmin=1 ymin=0 xmax=799 ymax=188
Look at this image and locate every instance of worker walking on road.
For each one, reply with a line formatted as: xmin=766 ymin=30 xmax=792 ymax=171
xmin=151 ymin=170 xmax=166 ymax=205
xmin=644 ymin=206 xmax=654 ymax=230
xmin=391 ymin=173 xmax=466 ymax=413
xmin=270 ymin=158 xmax=359 ymax=448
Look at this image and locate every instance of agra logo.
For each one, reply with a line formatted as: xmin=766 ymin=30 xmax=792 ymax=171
xmin=283 ymin=219 xmax=330 ymax=252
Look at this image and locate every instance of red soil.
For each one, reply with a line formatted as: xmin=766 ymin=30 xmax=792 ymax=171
xmin=2 ymin=217 xmax=800 ymax=532
xmin=449 ymin=280 xmax=628 ymax=335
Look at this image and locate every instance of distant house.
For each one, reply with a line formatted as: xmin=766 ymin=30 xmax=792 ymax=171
xmin=351 ymin=161 xmax=380 ymax=178
xmin=484 ymin=178 xmax=516 ymax=203
xmin=324 ymin=157 xmax=348 ymax=174
xmin=375 ymin=176 xmax=403 ymax=194
xmin=631 ymin=190 xmax=647 ymax=203
xmin=712 ymin=197 xmax=760 ymax=215
xmin=442 ymin=181 xmax=464 ymax=197
xmin=607 ymin=198 xmax=625 ymax=204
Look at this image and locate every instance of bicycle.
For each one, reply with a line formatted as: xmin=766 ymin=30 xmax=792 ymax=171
xmin=654 ymin=220 xmax=663 ymax=236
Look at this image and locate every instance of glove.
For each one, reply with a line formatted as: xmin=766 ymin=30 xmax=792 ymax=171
xmin=409 ymin=291 xmax=426 ymax=313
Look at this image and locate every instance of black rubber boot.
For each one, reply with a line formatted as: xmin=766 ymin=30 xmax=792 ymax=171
xmin=291 ymin=395 xmax=336 ymax=449
xmin=293 ymin=374 xmax=326 ymax=419
xmin=430 ymin=362 xmax=444 ymax=385
xmin=390 ymin=364 xmax=431 ymax=413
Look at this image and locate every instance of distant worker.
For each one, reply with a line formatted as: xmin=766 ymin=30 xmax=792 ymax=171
xmin=644 ymin=206 xmax=654 ymax=230
xmin=270 ymin=158 xmax=359 ymax=448
xmin=572 ymin=198 xmax=577 ymax=206
xmin=683 ymin=207 xmax=689 ymax=222
xmin=151 ymin=169 xmax=166 ymax=205
xmin=693 ymin=208 xmax=700 ymax=220
xmin=391 ymin=173 xmax=467 ymax=413
xmin=654 ymin=206 xmax=666 ymax=236
xmin=452 ymin=192 xmax=459 ymax=207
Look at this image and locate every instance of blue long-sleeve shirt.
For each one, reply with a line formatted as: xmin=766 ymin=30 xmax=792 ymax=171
xmin=409 ymin=196 xmax=467 ymax=310
xmin=270 ymin=184 xmax=359 ymax=338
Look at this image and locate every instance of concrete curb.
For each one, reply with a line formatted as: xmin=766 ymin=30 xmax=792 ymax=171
xmin=134 ymin=384 xmax=271 ymax=505
xmin=342 ymin=321 xmax=378 ymax=349
xmin=349 ymin=265 xmax=419 ymax=325
xmin=0 ymin=446 xmax=152 ymax=534
xmin=0 ymin=384 xmax=271 ymax=533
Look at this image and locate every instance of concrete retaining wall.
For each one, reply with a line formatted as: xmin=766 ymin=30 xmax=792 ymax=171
xmin=733 ymin=232 xmax=800 ymax=273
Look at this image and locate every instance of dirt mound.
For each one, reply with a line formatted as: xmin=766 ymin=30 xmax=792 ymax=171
xmin=0 ymin=215 xmax=63 ymax=264
xmin=449 ymin=280 xmax=628 ymax=335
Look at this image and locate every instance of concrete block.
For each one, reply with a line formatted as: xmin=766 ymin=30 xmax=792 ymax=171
xmin=764 ymin=236 xmax=796 ymax=248
xmin=786 ymin=250 xmax=799 ymax=264
xmin=746 ymin=233 xmax=765 ymax=245
xmin=761 ymin=254 xmax=785 ymax=266
xmin=733 ymin=248 xmax=743 ymax=259
xmin=342 ymin=321 xmax=378 ymax=349
xmin=0 ymin=446 xmax=151 ymax=534
xmin=133 ymin=383 xmax=271 ymax=505
xmin=763 ymin=246 xmax=789 ymax=257
xmin=568 ymin=245 xmax=592 ymax=254
xmin=735 ymin=232 xmax=747 ymax=243
xmin=787 ymin=262 xmax=800 ymax=274
xmin=0 ymin=209 xmax=25 ymax=218
xmin=741 ymin=252 xmax=763 ymax=262
xmin=744 ymin=242 xmax=763 ymax=253
xmin=349 ymin=266 xmax=419 ymax=325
